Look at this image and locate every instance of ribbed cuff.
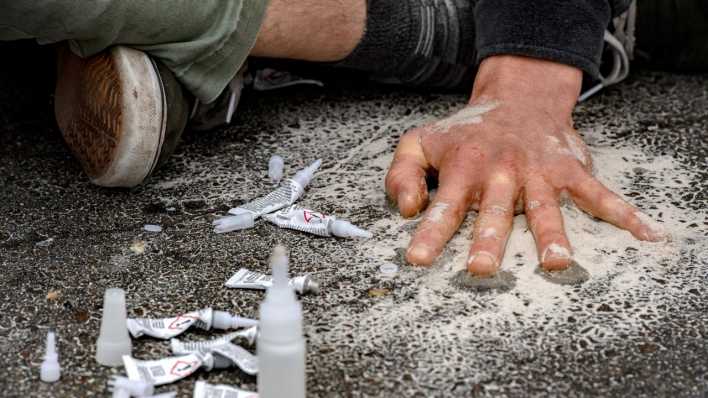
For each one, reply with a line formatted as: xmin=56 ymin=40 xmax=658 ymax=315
xmin=474 ymin=0 xmax=611 ymax=78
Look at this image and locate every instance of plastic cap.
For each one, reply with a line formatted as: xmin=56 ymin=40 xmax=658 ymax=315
xmin=40 ymin=330 xmax=60 ymax=383
xmin=302 ymin=276 xmax=320 ymax=295
xmin=268 ymin=155 xmax=284 ymax=183
xmin=108 ymin=376 xmax=154 ymax=397
xmin=212 ymin=311 xmax=259 ymax=330
xmin=96 ymin=288 xmax=132 ymax=367
xmin=291 ymin=159 xmax=322 ymax=188
xmin=259 ymin=245 xmax=303 ymax=342
xmin=213 ymin=213 xmax=255 ymax=233
xmin=331 ymin=220 xmax=373 ymax=239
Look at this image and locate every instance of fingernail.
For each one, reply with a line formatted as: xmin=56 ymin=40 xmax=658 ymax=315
xmin=398 ymin=191 xmax=422 ymax=218
xmin=406 ymin=244 xmax=433 ymax=266
xmin=467 ymin=251 xmax=499 ymax=276
xmin=541 ymin=243 xmax=572 ymax=271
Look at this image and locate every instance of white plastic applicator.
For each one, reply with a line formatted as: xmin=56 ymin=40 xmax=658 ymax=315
xmin=212 ymin=311 xmax=259 ymax=330
xmin=268 ymin=155 xmax=284 ymax=183
xmin=213 ymin=213 xmax=255 ymax=234
xmin=257 ymin=245 xmax=306 ymax=398
xmin=96 ymin=288 xmax=132 ymax=366
xmin=292 ymin=159 xmax=321 ymax=188
xmin=40 ymin=330 xmax=60 ymax=383
xmin=330 ymin=219 xmax=373 ymax=239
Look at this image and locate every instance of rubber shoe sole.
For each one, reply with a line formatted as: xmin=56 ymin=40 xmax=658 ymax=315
xmin=55 ymin=46 xmax=168 ymax=188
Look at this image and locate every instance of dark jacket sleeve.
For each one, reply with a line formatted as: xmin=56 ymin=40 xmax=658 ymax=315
xmin=474 ymin=0 xmax=631 ymax=78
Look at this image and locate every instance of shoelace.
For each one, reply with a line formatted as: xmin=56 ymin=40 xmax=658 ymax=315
xmin=579 ymin=0 xmax=636 ymax=102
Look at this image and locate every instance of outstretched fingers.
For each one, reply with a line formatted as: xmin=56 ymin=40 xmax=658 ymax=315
xmin=406 ymin=174 xmax=474 ymax=266
xmin=524 ymin=179 xmax=573 ymax=271
xmin=385 ymin=130 xmax=430 ymax=218
xmin=569 ymin=171 xmax=668 ymax=242
xmin=467 ymin=172 xmax=519 ymax=276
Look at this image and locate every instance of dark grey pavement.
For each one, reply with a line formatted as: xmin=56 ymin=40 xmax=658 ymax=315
xmin=1 ymin=43 xmax=706 ymax=397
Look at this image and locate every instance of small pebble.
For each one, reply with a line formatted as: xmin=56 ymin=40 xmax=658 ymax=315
xmin=129 ymin=241 xmax=146 ymax=255
xmin=143 ymin=224 xmax=162 ymax=233
xmin=379 ymin=263 xmax=399 ymax=276
xmin=368 ymin=288 xmax=390 ymax=297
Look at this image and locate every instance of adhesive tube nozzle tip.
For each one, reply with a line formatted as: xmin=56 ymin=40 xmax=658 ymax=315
xmin=213 ymin=213 xmax=255 ymax=233
xmin=331 ymin=220 xmax=373 ymax=239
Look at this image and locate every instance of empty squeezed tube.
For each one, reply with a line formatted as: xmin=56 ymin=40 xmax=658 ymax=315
xmin=127 ymin=308 xmax=258 ymax=339
xmin=263 ymin=205 xmax=372 ymax=239
xmin=193 ymin=381 xmax=257 ymax=398
xmin=171 ymin=327 xmax=259 ymax=356
xmin=123 ymin=353 xmax=213 ymax=386
xmin=225 ymin=268 xmax=320 ymax=295
xmin=209 ymin=343 xmax=259 ymax=375
xmin=213 ymin=159 xmax=322 ymax=234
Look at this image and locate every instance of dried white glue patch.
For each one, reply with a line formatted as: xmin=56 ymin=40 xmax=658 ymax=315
xmin=542 ymin=242 xmax=571 ymax=261
xmin=430 ymin=101 xmax=500 ymax=133
xmin=426 ymin=203 xmax=449 ymax=223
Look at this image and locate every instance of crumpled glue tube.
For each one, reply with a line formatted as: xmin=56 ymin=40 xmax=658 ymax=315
xmin=127 ymin=308 xmax=258 ymax=339
xmin=123 ymin=353 xmax=212 ymax=386
xmin=193 ymin=381 xmax=257 ymax=398
xmin=171 ymin=327 xmax=258 ymax=355
xmin=225 ymin=268 xmax=320 ymax=295
xmin=172 ymin=333 xmax=258 ymax=375
xmin=263 ymin=205 xmax=372 ymax=239
xmin=213 ymin=159 xmax=322 ymax=234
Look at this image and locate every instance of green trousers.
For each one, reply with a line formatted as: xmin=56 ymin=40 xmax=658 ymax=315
xmin=0 ymin=1 xmax=268 ymax=103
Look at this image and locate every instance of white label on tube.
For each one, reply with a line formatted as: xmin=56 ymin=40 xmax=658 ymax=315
xmin=212 ymin=343 xmax=259 ymax=375
xmin=230 ymin=179 xmax=304 ymax=218
xmin=262 ymin=205 xmax=332 ymax=237
xmin=127 ymin=308 xmax=213 ymax=339
xmin=193 ymin=381 xmax=258 ymax=398
xmin=171 ymin=327 xmax=258 ymax=355
xmin=225 ymin=269 xmax=308 ymax=294
xmin=123 ymin=353 xmax=210 ymax=386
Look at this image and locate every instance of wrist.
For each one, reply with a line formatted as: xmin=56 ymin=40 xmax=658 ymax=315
xmin=470 ymin=55 xmax=582 ymax=116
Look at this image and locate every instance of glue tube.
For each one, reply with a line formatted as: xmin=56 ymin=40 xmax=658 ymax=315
xmin=225 ymin=268 xmax=319 ymax=295
xmin=193 ymin=381 xmax=257 ymax=398
xmin=213 ymin=159 xmax=322 ymax=233
xmin=263 ymin=205 xmax=372 ymax=239
xmin=127 ymin=308 xmax=258 ymax=339
xmin=171 ymin=327 xmax=258 ymax=356
xmin=123 ymin=353 xmax=212 ymax=386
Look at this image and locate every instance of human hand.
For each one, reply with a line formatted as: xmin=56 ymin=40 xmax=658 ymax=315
xmin=385 ymin=55 xmax=667 ymax=275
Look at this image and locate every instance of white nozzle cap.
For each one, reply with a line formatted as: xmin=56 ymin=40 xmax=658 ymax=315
xmin=331 ymin=220 xmax=373 ymax=239
xmin=108 ymin=376 xmax=154 ymax=397
xmin=212 ymin=311 xmax=259 ymax=330
xmin=40 ymin=330 xmax=60 ymax=383
xmin=259 ymin=245 xmax=303 ymax=342
xmin=96 ymin=288 xmax=132 ymax=367
xmin=291 ymin=159 xmax=322 ymax=188
xmin=213 ymin=213 xmax=255 ymax=233
xmin=268 ymin=155 xmax=285 ymax=183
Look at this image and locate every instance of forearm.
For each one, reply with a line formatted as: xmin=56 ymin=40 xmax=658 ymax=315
xmin=252 ymin=0 xmax=365 ymax=62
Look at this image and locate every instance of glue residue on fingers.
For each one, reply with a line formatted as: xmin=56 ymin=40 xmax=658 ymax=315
xmin=262 ymin=205 xmax=372 ymax=239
